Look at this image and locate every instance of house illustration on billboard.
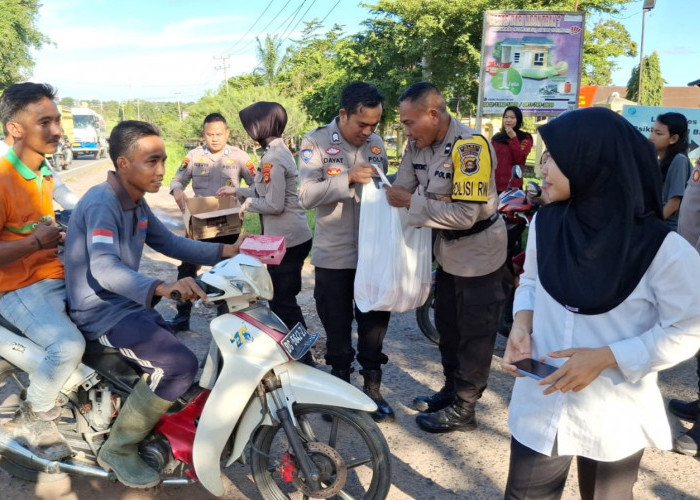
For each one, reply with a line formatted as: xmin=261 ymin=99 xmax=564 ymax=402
xmin=494 ymin=36 xmax=567 ymax=80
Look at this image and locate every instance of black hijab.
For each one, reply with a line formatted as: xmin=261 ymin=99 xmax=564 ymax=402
xmin=492 ymin=105 xmax=531 ymax=144
xmin=536 ymin=107 xmax=670 ymax=315
xmin=238 ymin=101 xmax=288 ymax=148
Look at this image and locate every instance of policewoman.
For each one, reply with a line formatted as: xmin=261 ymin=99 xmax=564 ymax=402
xmin=386 ymin=82 xmax=507 ymax=433
xmin=167 ymin=113 xmax=255 ymax=332
xmin=299 ymin=82 xmax=395 ymax=423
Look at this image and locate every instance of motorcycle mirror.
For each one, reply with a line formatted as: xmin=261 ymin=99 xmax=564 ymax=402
xmin=526 ymin=181 xmax=542 ymax=198
xmin=511 ymin=165 xmax=523 ymax=179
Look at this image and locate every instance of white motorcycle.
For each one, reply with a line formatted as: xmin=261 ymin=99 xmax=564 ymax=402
xmin=0 ymin=254 xmax=392 ymax=498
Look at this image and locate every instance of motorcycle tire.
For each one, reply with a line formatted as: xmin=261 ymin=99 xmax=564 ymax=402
xmin=250 ymin=404 xmax=391 ymax=500
xmin=0 ymin=361 xmax=41 ymax=481
xmin=415 ymin=287 xmax=439 ymax=345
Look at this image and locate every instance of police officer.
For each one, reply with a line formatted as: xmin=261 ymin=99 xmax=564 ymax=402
xmin=167 ymin=113 xmax=255 ymax=331
xmin=386 ymin=82 xmax=507 ymax=433
xmin=299 ymin=82 xmax=394 ymax=423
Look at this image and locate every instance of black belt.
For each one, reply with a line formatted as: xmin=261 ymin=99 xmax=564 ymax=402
xmin=439 ymin=213 xmax=500 ymax=241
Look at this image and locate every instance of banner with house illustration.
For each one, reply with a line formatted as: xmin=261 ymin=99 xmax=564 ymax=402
xmin=478 ymin=10 xmax=585 ymax=117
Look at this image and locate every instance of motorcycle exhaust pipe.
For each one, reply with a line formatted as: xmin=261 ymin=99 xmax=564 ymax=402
xmin=0 ymin=429 xmax=112 ymax=479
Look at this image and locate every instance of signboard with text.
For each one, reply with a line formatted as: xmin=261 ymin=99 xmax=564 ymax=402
xmin=622 ymin=105 xmax=700 ymax=163
xmin=478 ymin=10 xmax=585 ymax=117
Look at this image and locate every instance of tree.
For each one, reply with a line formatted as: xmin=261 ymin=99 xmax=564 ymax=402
xmin=582 ymin=20 xmax=636 ymax=85
xmin=0 ymin=0 xmax=50 ymax=90
xmin=626 ymin=51 xmax=665 ymax=106
xmin=255 ymin=35 xmax=283 ymax=87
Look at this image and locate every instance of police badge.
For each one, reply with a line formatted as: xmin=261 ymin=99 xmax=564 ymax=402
xmin=457 ymin=142 xmax=481 ymax=175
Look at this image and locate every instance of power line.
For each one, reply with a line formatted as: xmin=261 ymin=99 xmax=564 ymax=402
xmin=280 ymin=0 xmax=317 ymax=41
xmin=320 ymin=0 xmax=342 ymax=24
xmin=222 ymin=0 xmax=276 ymax=54
xmin=227 ymin=0 xmax=294 ymax=55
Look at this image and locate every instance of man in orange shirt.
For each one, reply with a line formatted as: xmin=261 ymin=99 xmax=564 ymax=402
xmin=0 ymin=83 xmax=85 ymax=460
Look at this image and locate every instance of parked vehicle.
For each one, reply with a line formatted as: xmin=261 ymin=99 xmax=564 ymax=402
xmin=0 ymin=252 xmax=391 ymax=498
xmin=71 ymin=107 xmax=107 ymax=159
xmin=49 ymin=136 xmax=73 ymax=170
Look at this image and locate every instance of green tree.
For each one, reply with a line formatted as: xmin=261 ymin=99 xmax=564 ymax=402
xmin=626 ymin=51 xmax=665 ymax=106
xmin=582 ymin=19 xmax=637 ymax=85
xmin=0 ymin=0 xmax=50 ymax=90
xmin=255 ymin=35 xmax=283 ymax=87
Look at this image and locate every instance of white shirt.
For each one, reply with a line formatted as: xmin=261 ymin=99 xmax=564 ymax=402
xmin=509 ymin=217 xmax=700 ymax=461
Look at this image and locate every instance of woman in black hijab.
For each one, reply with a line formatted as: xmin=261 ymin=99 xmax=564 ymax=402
xmin=501 ymin=107 xmax=700 ymax=499
xmin=216 ymin=102 xmax=313 ymax=355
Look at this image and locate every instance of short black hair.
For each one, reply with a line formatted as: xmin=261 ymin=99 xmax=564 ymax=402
xmin=398 ymin=82 xmax=446 ymax=112
xmin=340 ymin=82 xmax=384 ymax=116
xmin=109 ymin=120 xmax=160 ymax=168
xmin=202 ymin=112 xmax=227 ymax=129
xmin=0 ymin=82 xmax=57 ymax=124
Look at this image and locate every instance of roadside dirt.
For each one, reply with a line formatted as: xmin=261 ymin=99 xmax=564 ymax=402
xmin=2 ymin=161 xmax=698 ymax=499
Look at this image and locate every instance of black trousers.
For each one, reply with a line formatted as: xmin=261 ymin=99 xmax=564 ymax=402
xmin=505 ymin=437 xmax=644 ymax=500
xmin=434 ymin=265 xmax=505 ymax=404
xmin=694 ymin=348 xmax=700 ymax=395
xmin=267 ymin=239 xmax=312 ymax=330
xmin=314 ymin=267 xmax=390 ymax=371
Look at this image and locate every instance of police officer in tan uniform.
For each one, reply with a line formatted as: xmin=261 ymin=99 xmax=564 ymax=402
xmin=386 ymin=82 xmax=507 ymax=433
xmin=167 ymin=113 xmax=255 ymax=331
xmin=299 ymin=82 xmax=394 ymax=422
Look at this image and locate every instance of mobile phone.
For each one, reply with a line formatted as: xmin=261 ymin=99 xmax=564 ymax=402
xmin=512 ymin=358 xmax=558 ymax=381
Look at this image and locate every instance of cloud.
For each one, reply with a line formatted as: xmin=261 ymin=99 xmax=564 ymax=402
xmin=660 ymin=46 xmax=697 ymax=56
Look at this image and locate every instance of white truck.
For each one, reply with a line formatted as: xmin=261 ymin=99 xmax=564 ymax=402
xmin=71 ymin=107 xmax=108 ymax=159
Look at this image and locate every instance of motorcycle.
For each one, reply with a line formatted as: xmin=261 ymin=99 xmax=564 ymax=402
xmin=416 ymin=166 xmax=541 ymax=344
xmin=48 ymin=136 xmax=73 ymax=171
xmin=0 ymin=253 xmax=392 ymax=498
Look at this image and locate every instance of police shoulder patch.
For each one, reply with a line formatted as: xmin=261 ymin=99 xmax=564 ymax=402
xmin=451 ymin=135 xmax=492 ymax=203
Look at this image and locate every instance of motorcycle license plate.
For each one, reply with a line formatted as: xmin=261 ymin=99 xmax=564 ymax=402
xmin=281 ymin=323 xmax=319 ymax=360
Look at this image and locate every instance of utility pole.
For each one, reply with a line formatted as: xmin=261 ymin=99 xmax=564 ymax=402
xmin=214 ymin=55 xmax=231 ymax=96
xmin=136 ymin=99 xmax=140 ymax=120
xmin=637 ymin=0 xmax=657 ymax=104
xmin=175 ymin=92 xmax=182 ymax=121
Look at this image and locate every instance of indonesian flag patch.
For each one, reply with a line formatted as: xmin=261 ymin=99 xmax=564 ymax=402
xmin=92 ymin=229 xmax=114 ymax=245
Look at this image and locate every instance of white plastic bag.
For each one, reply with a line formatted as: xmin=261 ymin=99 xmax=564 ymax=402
xmin=354 ymin=168 xmax=431 ymax=312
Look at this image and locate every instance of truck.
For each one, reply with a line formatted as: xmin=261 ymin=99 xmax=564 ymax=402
xmin=71 ymin=106 xmax=108 ymax=159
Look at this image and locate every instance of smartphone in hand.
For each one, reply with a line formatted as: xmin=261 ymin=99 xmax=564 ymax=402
xmin=513 ymin=358 xmax=558 ymax=381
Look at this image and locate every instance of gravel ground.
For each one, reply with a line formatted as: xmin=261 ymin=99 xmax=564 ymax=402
xmin=1 ymin=160 xmax=698 ymax=499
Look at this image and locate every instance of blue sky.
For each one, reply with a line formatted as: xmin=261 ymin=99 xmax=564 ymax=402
xmin=30 ymin=0 xmax=699 ymax=103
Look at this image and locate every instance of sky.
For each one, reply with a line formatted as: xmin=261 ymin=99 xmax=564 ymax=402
xmin=29 ymin=0 xmax=699 ymax=103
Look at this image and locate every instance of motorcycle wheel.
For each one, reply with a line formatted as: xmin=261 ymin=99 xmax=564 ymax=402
xmin=0 ymin=361 xmax=42 ymax=481
xmin=250 ymin=404 xmax=391 ymax=500
xmin=415 ymin=286 xmax=439 ymax=345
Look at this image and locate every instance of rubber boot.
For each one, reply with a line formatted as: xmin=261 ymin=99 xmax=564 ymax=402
xmin=673 ymin=412 xmax=700 ymax=457
xmin=412 ymin=378 xmax=455 ymax=413
xmin=669 ymin=398 xmax=700 ymax=422
xmin=415 ymin=397 xmax=477 ymax=434
xmin=165 ymin=301 xmax=191 ymax=333
xmin=361 ymin=369 xmax=395 ymax=423
xmin=97 ymin=378 xmax=172 ymax=488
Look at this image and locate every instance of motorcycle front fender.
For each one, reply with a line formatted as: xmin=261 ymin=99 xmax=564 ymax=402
xmin=226 ymin=362 xmax=376 ymax=467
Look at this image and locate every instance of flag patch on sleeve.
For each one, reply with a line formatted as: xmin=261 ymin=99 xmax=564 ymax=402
xmin=92 ymin=229 xmax=114 ymax=245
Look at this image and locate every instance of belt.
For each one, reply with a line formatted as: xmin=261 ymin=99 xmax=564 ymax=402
xmin=439 ymin=213 xmax=500 ymax=241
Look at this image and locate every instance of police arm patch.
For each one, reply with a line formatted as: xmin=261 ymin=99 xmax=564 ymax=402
xmin=451 ymin=135 xmax=492 ymax=203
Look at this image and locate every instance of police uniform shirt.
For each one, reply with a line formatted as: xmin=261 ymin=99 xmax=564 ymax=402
xmin=298 ymin=118 xmax=388 ymax=269
xmin=393 ymin=115 xmax=507 ymax=277
xmin=678 ymin=163 xmax=700 ymax=252
xmin=169 ymin=144 xmax=255 ymax=197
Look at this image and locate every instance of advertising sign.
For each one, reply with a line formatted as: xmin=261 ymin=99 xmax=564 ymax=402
xmin=622 ymin=105 xmax=700 ymax=163
xmin=478 ymin=10 xmax=585 ymax=117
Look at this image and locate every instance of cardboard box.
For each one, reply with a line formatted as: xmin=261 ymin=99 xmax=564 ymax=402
xmin=183 ymin=196 xmax=241 ymax=240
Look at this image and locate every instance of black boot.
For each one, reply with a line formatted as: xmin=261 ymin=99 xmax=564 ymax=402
xmin=415 ymin=397 xmax=477 ymax=433
xmin=669 ymin=398 xmax=700 ymax=422
xmin=361 ymin=369 xmax=395 ymax=423
xmin=673 ymin=414 xmax=700 ymax=457
xmin=165 ymin=302 xmax=191 ymax=333
xmin=413 ymin=379 xmax=455 ymax=413
xmin=299 ymin=350 xmax=317 ymax=367
xmin=323 ymin=368 xmax=352 ymax=422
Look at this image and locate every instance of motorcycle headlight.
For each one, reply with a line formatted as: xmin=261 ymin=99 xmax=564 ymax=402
xmin=239 ymin=264 xmax=274 ymax=300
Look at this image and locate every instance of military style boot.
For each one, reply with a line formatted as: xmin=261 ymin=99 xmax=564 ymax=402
xmin=165 ymin=301 xmax=191 ymax=333
xmin=415 ymin=397 xmax=477 ymax=433
xmin=669 ymin=398 xmax=700 ymax=422
xmin=361 ymin=369 xmax=395 ymax=423
xmin=412 ymin=378 xmax=455 ymax=413
xmin=97 ymin=378 xmax=172 ymax=488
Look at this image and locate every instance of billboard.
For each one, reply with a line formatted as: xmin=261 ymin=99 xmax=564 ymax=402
xmin=622 ymin=105 xmax=700 ymax=164
xmin=478 ymin=10 xmax=585 ymax=117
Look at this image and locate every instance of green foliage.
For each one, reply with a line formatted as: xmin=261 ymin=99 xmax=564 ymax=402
xmin=255 ymin=35 xmax=283 ymax=87
xmin=0 ymin=0 xmax=49 ymax=90
xmin=163 ymin=141 xmax=189 ymax=185
xmin=582 ymin=20 xmax=636 ymax=85
xmin=626 ymin=51 xmax=665 ymax=106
